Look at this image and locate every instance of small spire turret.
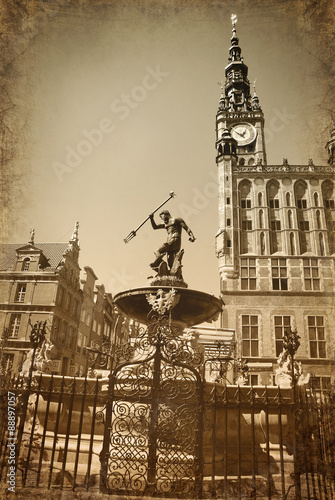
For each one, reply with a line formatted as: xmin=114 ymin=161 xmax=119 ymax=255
xmin=326 ymin=115 xmax=335 ymax=165
xmin=28 ymin=228 xmax=35 ymax=245
xmin=70 ymin=221 xmax=79 ymax=244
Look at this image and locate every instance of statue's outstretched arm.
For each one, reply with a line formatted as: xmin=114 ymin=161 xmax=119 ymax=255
xmin=179 ymin=219 xmax=196 ymax=242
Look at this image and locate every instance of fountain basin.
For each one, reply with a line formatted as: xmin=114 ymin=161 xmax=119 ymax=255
xmin=114 ymin=286 xmax=222 ymax=327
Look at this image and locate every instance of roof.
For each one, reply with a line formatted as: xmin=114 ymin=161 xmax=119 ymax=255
xmin=0 ymin=243 xmax=69 ymax=271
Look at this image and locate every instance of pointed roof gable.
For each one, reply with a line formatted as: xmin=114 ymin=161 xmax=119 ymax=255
xmin=0 ymin=242 xmax=69 ymax=271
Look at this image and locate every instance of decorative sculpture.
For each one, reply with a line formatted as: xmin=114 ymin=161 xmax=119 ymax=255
xmin=149 ymin=210 xmax=195 ymax=286
xmin=275 ymin=327 xmax=310 ymax=388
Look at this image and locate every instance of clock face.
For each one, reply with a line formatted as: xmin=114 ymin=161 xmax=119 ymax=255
xmin=230 ymin=123 xmax=257 ymax=146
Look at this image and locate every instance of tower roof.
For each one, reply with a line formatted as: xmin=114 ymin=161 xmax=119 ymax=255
xmin=220 ymin=15 xmax=260 ymax=113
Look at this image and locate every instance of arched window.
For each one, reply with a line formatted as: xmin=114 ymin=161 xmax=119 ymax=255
xmin=286 ymin=192 xmax=291 ymax=206
xmin=288 ymin=210 xmax=293 ymax=229
xmin=22 ymin=258 xmax=30 ymax=271
xmin=258 ymin=192 xmax=263 ymax=206
xmin=239 ymin=180 xmax=252 ymax=208
xmin=248 ymin=158 xmax=255 ymax=166
xmin=239 ymin=158 xmax=245 ymax=166
xmin=290 ymin=233 xmax=295 ymax=255
xmin=316 ymin=210 xmax=321 ymax=230
xmin=319 ymin=233 xmax=325 ymax=256
xmin=314 ymin=192 xmax=319 ymax=207
xmin=267 ymin=180 xmax=280 ymax=209
xmin=260 ymin=232 xmax=265 ymax=255
xmin=259 ymin=209 xmax=264 ymax=228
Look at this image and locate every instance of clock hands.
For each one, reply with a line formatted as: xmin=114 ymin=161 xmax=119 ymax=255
xmin=235 ymin=129 xmax=247 ymax=138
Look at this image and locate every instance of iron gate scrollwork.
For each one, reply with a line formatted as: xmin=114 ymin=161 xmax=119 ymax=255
xmin=100 ymin=293 xmax=204 ymax=498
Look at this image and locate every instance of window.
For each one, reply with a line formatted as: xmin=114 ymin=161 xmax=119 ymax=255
xmin=246 ymin=374 xmax=259 ymax=386
xmin=77 ymin=332 xmax=83 ymax=353
xmin=65 ymin=293 xmax=71 ymax=312
xmin=4 ymin=353 xmax=14 ymax=372
xmin=97 ymin=324 xmax=102 ymax=336
xmin=9 ymin=314 xmax=21 ymax=338
xmin=242 ymin=315 xmax=259 ymax=357
xmin=22 ymin=258 xmax=30 ymax=271
xmin=227 ymin=239 xmax=231 ymax=248
xmin=15 ymin=284 xmax=26 ymax=302
xmin=57 ymin=287 xmax=64 ymax=307
xmin=325 ymin=199 xmax=335 ymax=209
xmin=240 ymin=258 xmax=256 ymax=290
xmin=242 ymin=220 xmax=252 ymax=230
xmin=269 ymin=199 xmax=279 ymax=209
xmin=227 ymin=197 xmax=231 ymax=205
xmin=311 ymin=376 xmax=331 ymax=392
xmin=299 ymin=220 xmax=310 ymax=231
xmin=241 ymin=199 xmax=251 ymax=209
xmin=308 ymin=316 xmax=326 ymax=358
xmin=93 ymin=319 xmax=97 ymax=332
xmin=271 ymin=259 xmax=288 ymax=290
xmin=271 ymin=220 xmax=281 ymax=231
xmin=297 ymin=199 xmax=307 ymax=209
xmin=274 ymin=316 xmax=291 ymax=356
xmin=303 ymin=259 xmax=320 ymax=290
xmin=81 ymin=309 xmax=86 ymax=323
xmin=226 ymin=218 xmax=231 ymax=226
xmin=52 ymin=317 xmax=59 ymax=342
xmin=72 ymin=299 xmax=78 ymax=318
xmin=85 ymin=313 xmax=91 ymax=326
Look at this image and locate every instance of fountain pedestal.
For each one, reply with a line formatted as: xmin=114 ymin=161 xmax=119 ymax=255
xmin=114 ymin=286 xmax=222 ymax=328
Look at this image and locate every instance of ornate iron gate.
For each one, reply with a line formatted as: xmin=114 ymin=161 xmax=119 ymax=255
xmin=100 ymin=305 xmax=204 ymax=497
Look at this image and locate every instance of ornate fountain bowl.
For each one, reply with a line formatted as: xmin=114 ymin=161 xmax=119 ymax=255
xmin=114 ymin=286 xmax=222 ymax=327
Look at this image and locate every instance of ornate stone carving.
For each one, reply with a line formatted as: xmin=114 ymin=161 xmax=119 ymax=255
xmin=146 ymin=288 xmax=180 ymax=316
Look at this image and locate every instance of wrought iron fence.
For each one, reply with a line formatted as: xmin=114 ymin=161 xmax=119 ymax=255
xmin=0 ymin=371 xmax=334 ymax=498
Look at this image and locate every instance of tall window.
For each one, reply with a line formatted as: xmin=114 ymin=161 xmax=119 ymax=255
xmin=241 ymin=199 xmax=251 ymax=209
xmin=271 ymin=220 xmax=281 ymax=231
xmin=242 ymin=220 xmax=252 ymax=230
xmin=269 ymin=199 xmax=279 ymax=209
xmin=308 ymin=316 xmax=326 ymax=358
xmin=22 ymin=258 xmax=30 ymax=271
xmin=57 ymin=287 xmax=64 ymax=307
xmin=299 ymin=220 xmax=310 ymax=231
xmin=274 ymin=316 xmax=291 ymax=356
xmin=9 ymin=314 xmax=21 ymax=338
xmin=242 ymin=315 xmax=259 ymax=357
xmin=303 ymin=259 xmax=320 ymax=290
xmin=271 ymin=259 xmax=288 ymax=290
xmin=240 ymin=258 xmax=256 ymax=290
xmin=15 ymin=284 xmax=26 ymax=302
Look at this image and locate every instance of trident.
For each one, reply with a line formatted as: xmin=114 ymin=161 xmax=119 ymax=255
xmin=124 ymin=191 xmax=175 ymax=243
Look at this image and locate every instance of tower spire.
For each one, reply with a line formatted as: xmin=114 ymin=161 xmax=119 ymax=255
xmin=220 ymin=14 xmax=253 ymax=113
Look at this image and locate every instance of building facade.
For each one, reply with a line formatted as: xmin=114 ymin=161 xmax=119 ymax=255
xmin=0 ymin=225 xmax=136 ymax=377
xmin=215 ymin=18 xmax=335 ymax=388
xmin=0 ymin=225 xmax=82 ymax=376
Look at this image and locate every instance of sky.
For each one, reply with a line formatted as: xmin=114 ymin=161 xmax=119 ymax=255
xmin=3 ymin=0 xmax=334 ymax=296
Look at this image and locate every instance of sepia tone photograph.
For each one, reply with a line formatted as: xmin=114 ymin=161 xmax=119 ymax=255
xmin=0 ymin=0 xmax=334 ymax=498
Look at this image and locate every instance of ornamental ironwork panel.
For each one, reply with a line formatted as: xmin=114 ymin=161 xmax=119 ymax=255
xmin=100 ymin=307 xmax=203 ymax=498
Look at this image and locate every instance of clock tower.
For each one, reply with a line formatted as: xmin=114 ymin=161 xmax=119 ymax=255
xmin=216 ymin=15 xmax=267 ymax=167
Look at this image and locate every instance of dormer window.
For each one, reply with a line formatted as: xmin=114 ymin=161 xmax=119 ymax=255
xmin=22 ymin=258 xmax=30 ymax=271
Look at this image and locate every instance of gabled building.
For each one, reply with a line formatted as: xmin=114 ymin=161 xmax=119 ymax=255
xmin=215 ymin=17 xmax=335 ymax=388
xmin=0 ymin=224 xmax=82 ymax=376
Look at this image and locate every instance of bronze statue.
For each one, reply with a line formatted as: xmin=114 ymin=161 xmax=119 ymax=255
xmin=149 ymin=210 xmax=195 ymax=275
